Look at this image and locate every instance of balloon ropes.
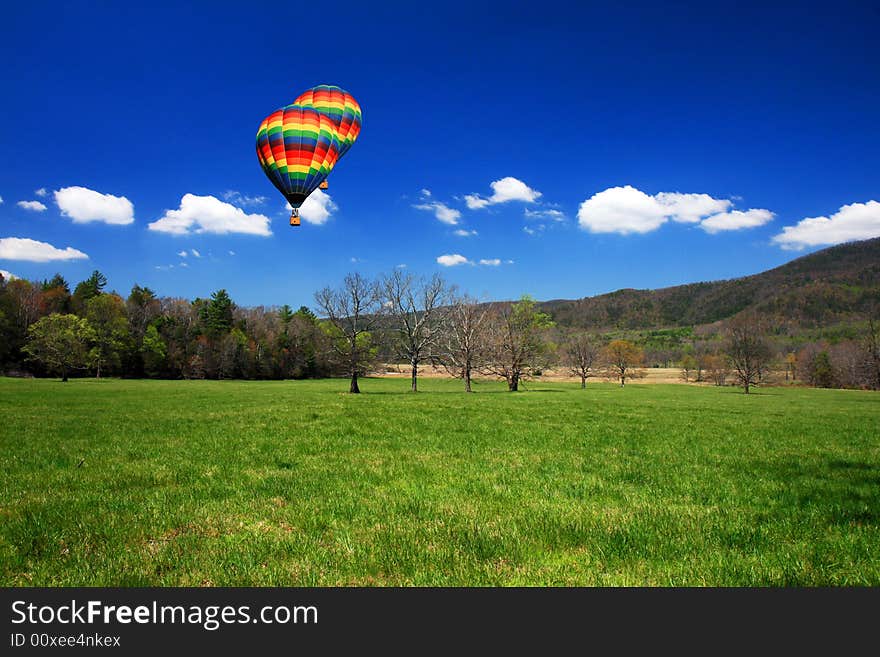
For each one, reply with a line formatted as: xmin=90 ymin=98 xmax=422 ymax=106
xmin=256 ymin=85 xmax=362 ymax=226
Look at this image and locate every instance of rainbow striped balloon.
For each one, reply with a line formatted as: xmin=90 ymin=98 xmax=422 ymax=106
xmin=256 ymin=85 xmax=362 ymax=210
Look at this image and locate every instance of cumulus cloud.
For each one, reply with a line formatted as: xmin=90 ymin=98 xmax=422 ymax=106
xmin=465 ymin=177 xmax=542 ymax=210
xmin=221 ymin=190 xmax=267 ymax=207
xmin=578 ymin=186 xmax=668 ymax=234
xmin=0 ymin=237 xmax=88 ymax=262
xmin=524 ymin=208 xmax=565 ymax=222
xmin=1 ymin=269 xmax=18 ymax=281
xmin=149 ymin=194 xmax=272 ymax=236
xmin=655 ymin=192 xmax=732 ymax=224
xmin=453 ymin=229 xmax=478 ymax=237
xmin=700 ymin=209 xmax=774 ymax=234
xmin=413 ymin=201 xmax=461 ymax=225
xmin=578 ymin=185 xmax=771 ymax=235
xmin=478 ymin=258 xmax=502 ymax=266
xmin=17 ymin=200 xmax=47 ymax=212
xmin=35 ymin=188 xmax=48 ymax=197
xmin=297 ymin=189 xmax=338 ymax=225
xmin=771 ymin=200 xmax=880 ymax=250
xmin=55 ymin=186 xmax=135 ymax=225
xmin=436 ymin=254 xmax=471 ymax=267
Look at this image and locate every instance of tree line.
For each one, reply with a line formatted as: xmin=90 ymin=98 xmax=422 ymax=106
xmin=1 ymin=270 xmax=877 ymax=393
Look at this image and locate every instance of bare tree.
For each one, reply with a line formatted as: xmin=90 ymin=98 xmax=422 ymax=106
xmin=865 ymin=314 xmax=880 ymax=390
xmin=725 ymin=314 xmax=772 ymax=394
xmin=314 ymin=273 xmax=383 ymax=393
xmin=383 ymin=271 xmax=450 ymax=392
xmin=602 ymin=339 xmax=644 ymax=386
xmin=483 ymin=295 xmax=554 ymax=391
xmin=562 ymin=331 xmax=601 ymax=388
xmin=703 ymin=353 xmax=729 ymax=386
xmin=439 ymin=294 xmax=491 ymax=392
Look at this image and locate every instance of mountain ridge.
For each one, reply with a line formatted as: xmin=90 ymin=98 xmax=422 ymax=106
xmin=540 ymin=237 xmax=880 ymax=330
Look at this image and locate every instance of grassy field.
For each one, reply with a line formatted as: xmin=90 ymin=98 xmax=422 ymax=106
xmin=1 ymin=376 xmax=878 ymax=586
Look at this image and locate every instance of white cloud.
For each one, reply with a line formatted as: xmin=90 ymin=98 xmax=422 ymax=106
xmin=154 ymin=264 xmax=174 ymax=271
xmin=229 ymin=250 xmax=236 ymax=256
xmin=177 ymin=250 xmax=188 ymax=257
xmin=179 ymin=262 xmax=189 ymax=268
xmin=222 ymin=190 xmax=267 ymax=207
xmin=17 ymin=200 xmax=47 ymax=212
xmin=298 ymin=189 xmax=337 ymax=225
xmin=0 ymin=196 xmax=4 ymax=204
xmin=413 ymin=201 xmax=461 ymax=225
xmin=465 ymin=177 xmax=542 ymax=210
xmin=0 ymin=237 xmax=88 ymax=262
xmin=190 ymin=248 xmax=201 ymax=258
xmin=700 ymin=209 xmax=774 ymax=234
xmin=0 ymin=269 xmax=18 ymax=281
xmin=55 ymin=186 xmax=135 ymax=225
xmin=655 ymin=192 xmax=731 ymax=224
xmin=453 ymin=229 xmax=478 ymax=237
xmin=35 ymin=188 xmax=48 ymax=197
xmin=578 ymin=185 xmax=771 ymax=235
xmin=524 ymin=208 xmax=565 ymax=222
xmin=437 ymin=254 xmax=471 ymax=267
xmin=478 ymin=258 xmax=502 ymax=266
xmin=578 ymin=186 xmax=668 ymax=234
xmin=771 ymin=200 xmax=880 ymax=250
xmin=149 ymin=194 xmax=271 ymax=236
xmin=420 ymin=189 xmax=432 ymax=198
xmin=395 ymin=263 xmax=407 ymax=269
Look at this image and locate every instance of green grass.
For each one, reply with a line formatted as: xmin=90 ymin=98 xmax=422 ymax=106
xmin=1 ymin=376 xmax=878 ymax=586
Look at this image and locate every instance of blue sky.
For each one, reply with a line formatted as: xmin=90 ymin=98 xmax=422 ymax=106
xmin=1 ymin=1 xmax=878 ymax=309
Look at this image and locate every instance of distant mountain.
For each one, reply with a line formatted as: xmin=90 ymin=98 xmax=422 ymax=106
xmin=542 ymin=237 xmax=880 ymax=330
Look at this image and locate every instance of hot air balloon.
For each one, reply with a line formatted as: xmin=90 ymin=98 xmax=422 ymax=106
xmin=256 ymin=85 xmax=362 ymax=226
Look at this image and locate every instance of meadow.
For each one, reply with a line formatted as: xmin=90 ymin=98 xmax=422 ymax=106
xmin=1 ymin=376 xmax=878 ymax=586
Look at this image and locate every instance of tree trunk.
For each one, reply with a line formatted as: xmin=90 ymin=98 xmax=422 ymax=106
xmin=620 ymin=372 xmax=625 ymax=386
xmin=508 ymin=371 xmax=519 ymax=392
xmin=744 ymin=380 xmax=750 ymax=394
xmin=464 ymin=364 xmax=472 ymax=393
xmin=350 ymin=372 xmax=360 ymax=394
xmin=411 ymin=359 xmax=418 ymax=392
xmin=61 ymin=366 xmax=68 ymax=383
xmin=581 ymin=374 xmax=586 ymax=389
xmin=96 ymin=363 xmax=101 ymax=379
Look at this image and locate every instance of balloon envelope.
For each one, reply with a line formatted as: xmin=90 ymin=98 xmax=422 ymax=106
xmin=256 ymin=85 xmax=362 ymax=209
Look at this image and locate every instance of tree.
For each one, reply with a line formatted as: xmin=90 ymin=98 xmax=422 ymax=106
xmin=383 ymin=271 xmax=450 ymax=392
xmin=602 ymin=339 xmax=644 ymax=386
xmin=784 ymin=352 xmax=798 ymax=382
xmin=439 ymin=294 xmax=491 ymax=392
xmin=41 ymin=274 xmax=71 ymax=315
xmin=71 ymin=270 xmax=107 ymax=313
xmin=23 ymin=313 xmax=96 ymax=381
xmin=84 ymin=293 xmax=131 ymax=377
xmin=562 ymin=332 xmax=601 ymax=388
xmin=680 ymin=354 xmax=698 ymax=382
xmin=703 ymin=353 xmax=730 ymax=386
xmin=865 ymin=314 xmax=880 ymax=390
xmin=314 ymin=273 xmax=384 ymax=393
xmin=807 ymin=350 xmax=835 ymax=388
xmin=141 ymin=324 xmax=167 ymax=376
xmin=483 ymin=295 xmax=554 ymax=391
xmin=725 ymin=314 xmax=772 ymax=394
xmin=200 ymin=289 xmax=234 ymax=338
